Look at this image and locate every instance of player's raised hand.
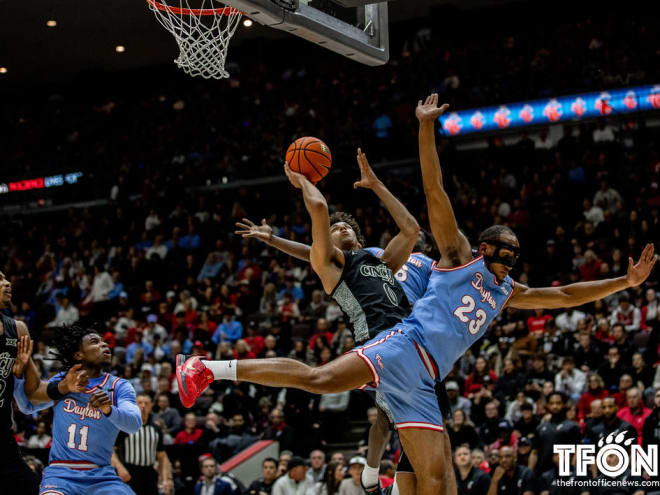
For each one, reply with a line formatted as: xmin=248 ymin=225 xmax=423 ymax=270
xmin=89 ymin=390 xmax=112 ymax=415
xmin=63 ymin=363 xmax=89 ymax=394
xmin=415 ymin=93 xmax=449 ymax=122
xmin=353 ymin=148 xmax=381 ymax=190
xmin=235 ymin=218 xmax=273 ymax=243
xmin=625 ymin=243 xmax=657 ymax=287
xmin=12 ymin=334 xmax=33 ymax=377
xmin=284 ymin=162 xmax=308 ymax=189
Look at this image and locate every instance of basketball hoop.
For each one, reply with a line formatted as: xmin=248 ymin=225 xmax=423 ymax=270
xmin=146 ymin=0 xmax=243 ymax=79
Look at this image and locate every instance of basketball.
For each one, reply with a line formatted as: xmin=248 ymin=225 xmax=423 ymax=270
xmin=285 ymin=137 xmax=332 ymax=184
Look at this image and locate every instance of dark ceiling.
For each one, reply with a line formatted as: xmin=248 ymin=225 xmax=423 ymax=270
xmin=0 ymin=0 xmax=507 ymax=84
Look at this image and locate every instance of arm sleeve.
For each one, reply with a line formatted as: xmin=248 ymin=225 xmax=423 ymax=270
xmin=106 ymin=380 xmax=142 ymax=434
xmin=156 ymin=425 xmax=165 ymax=452
xmin=13 ymin=376 xmax=54 ymax=414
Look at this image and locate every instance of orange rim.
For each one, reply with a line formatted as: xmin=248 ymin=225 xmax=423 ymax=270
xmin=146 ymin=0 xmax=243 ymax=16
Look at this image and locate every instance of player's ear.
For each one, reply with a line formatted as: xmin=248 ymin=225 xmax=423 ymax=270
xmin=478 ymin=242 xmax=489 ymax=255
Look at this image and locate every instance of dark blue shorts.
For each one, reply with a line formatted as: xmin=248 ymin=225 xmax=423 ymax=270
xmin=40 ymin=464 xmax=135 ymax=495
xmin=352 ymin=329 xmax=444 ymax=432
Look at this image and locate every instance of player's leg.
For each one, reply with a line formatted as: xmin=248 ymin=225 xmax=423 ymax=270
xmin=362 ymin=398 xmax=393 ymax=493
xmin=394 ymin=451 xmax=416 ymax=495
xmin=441 ymin=430 xmax=457 ymax=495
xmin=398 ymin=428 xmax=450 ymax=495
xmin=177 ymin=350 xmax=375 ymax=406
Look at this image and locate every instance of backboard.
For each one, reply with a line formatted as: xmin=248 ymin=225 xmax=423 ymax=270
xmin=224 ymin=0 xmax=389 ymax=66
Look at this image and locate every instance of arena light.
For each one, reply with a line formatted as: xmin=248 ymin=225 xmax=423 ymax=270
xmin=115 ymin=45 xmax=126 ymax=53
xmin=0 ymin=67 xmax=7 ymax=74
xmin=438 ymin=84 xmax=660 ymax=136
xmin=46 ymin=19 xmax=57 ymax=27
xmin=243 ymin=18 xmax=253 ymax=27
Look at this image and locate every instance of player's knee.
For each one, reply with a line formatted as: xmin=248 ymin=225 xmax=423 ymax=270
xmin=418 ymin=473 xmax=444 ymax=494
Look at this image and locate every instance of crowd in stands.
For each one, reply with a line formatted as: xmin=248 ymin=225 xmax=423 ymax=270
xmin=2 ymin=4 xmax=660 ymax=495
xmin=6 ymin=109 xmax=659 ymax=493
xmin=2 ymin=5 xmax=659 ymax=205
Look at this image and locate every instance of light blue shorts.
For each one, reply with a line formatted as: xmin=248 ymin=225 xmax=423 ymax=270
xmin=40 ymin=465 xmax=135 ymax=495
xmin=352 ymin=329 xmax=444 ymax=432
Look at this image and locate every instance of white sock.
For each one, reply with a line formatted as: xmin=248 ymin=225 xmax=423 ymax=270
xmin=202 ymin=360 xmax=237 ymax=381
xmin=361 ymin=464 xmax=379 ymax=488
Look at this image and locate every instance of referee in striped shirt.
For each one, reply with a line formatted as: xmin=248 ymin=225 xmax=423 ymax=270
xmin=112 ymin=392 xmax=174 ymax=495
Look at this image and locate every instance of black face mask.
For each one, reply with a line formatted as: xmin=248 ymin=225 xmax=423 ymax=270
xmin=483 ymin=240 xmax=520 ymax=268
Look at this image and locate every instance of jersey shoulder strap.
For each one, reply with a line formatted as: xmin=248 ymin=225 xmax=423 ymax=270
xmin=0 ymin=313 xmax=17 ymax=339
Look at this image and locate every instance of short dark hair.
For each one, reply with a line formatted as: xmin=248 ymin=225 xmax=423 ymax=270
xmin=263 ymin=457 xmax=278 ymax=467
xmin=329 ymin=211 xmax=365 ymax=246
xmin=478 ymin=225 xmax=516 ymax=244
xmin=548 ymin=391 xmax=567 ymax=404
xmin=136 ymin=392 xmax=153 ymax=401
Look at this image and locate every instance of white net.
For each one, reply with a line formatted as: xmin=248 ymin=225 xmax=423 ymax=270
xmin=147 ymin=0 xmax=242 ymax=79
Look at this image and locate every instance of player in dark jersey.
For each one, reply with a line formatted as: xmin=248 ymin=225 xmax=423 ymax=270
xmin=231 ymin=148 xmax=421 ymax=494
xmin=235 ymin=217 xmax=448 ymax=493
xmin=0 ymin=272 xmax=88 ymax=494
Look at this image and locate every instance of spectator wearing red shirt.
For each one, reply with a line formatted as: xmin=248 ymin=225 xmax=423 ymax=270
xmin=140 ymin=279 xmax=161 ymax=303
xmin=308 ymin=318 xmax=334 ymax=351
xmin=641 ymin=288 xmax=658 ymax=331
xmin=234 ymin=339 xmax=256 ymax=360
xmin=195 ymin=310 xmax=217 ymax=339
xmin=579 ymin=250 xmax=602 ymax=281
xmin=244 ymin=323 xmax=265 ymax=356
xmin=465 ymin=356 xmax=498 ymax=398
xmin=526 ymin=309 xmax=553 ymax=337
xmin=617 ymin=387 xmax=651 ymax=443
xmin=174 ymin=413 xmax=203 ymax=445
xmin=578 ymin=374 xmax=609 ymax=420
xmin=379 ymin=460 xmax=395 ymax=489
xmin=277 ymin=293 xmax=300 ymax=324
xmin=611 ymin=374 xmax=633 ymax=408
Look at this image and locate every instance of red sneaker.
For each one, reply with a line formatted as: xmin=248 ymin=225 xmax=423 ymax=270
xmin=176 ymin=355 xmax=214 ymax=408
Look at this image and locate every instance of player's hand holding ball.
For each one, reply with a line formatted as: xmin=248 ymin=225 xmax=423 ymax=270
xmin=284 ymin=162 xmax=309 ymax=189
xmin=89 ymin=390 xmax=112 ymax=415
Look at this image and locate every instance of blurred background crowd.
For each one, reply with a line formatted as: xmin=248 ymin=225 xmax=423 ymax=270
xmin=3 ymin=3 xmax=660 ymax=495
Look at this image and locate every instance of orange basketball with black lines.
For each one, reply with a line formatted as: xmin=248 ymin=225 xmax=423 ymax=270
xmin=285 ymin=137 xmax=332 ymax=184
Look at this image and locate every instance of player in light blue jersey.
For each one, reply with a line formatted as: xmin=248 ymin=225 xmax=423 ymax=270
xmin=19 ymin=325 xmax=142 ymax=495
xmin=365 ymin=238 xmax=434 ymax=306
xmin=178 ymin=95 xmax=656 ymax=495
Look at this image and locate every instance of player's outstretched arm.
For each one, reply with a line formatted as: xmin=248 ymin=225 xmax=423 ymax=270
xmin=354 ymin=148 xmax=419 ymax=273
xmin=284 ymin=163 xmax=344 ymax=292
xmin=13 ymin=332 xmax=88 ymax=404
xmin=235 ymin=217 xmax=311 ymax=262
xmin=509 ymin=243 xmax=657 ymax=310
xmin=416 ymin=94 xmax=472 ymax=266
